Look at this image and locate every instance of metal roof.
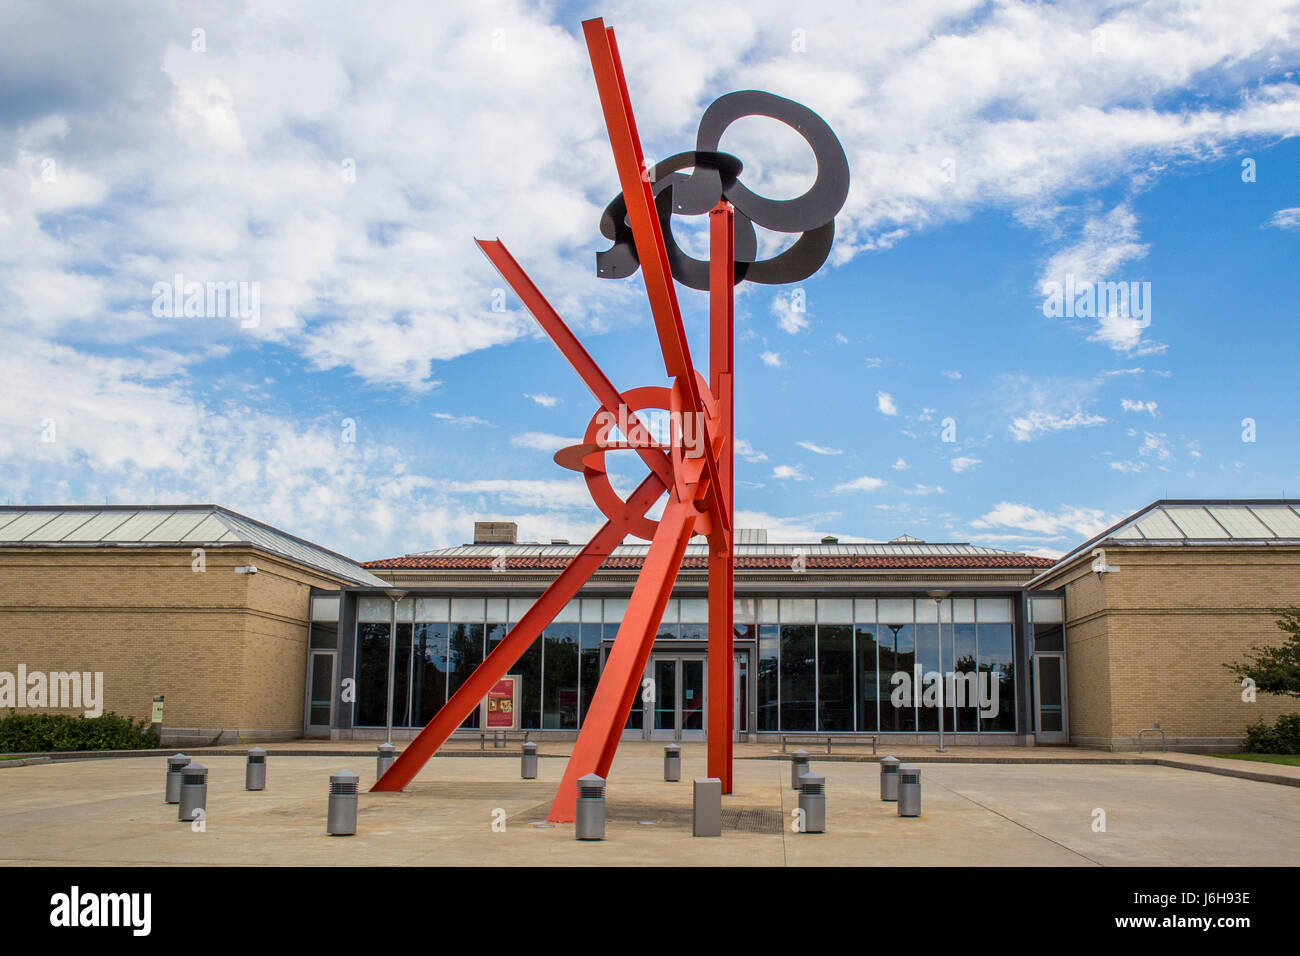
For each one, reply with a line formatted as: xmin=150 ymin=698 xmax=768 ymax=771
xmin=0 ymin=505 xmax=386 ymax=586
xmin=1031 ymin=499 xmax=1300 ymax=584
xmin=403 ymin=541 xmax=1031 ymax=558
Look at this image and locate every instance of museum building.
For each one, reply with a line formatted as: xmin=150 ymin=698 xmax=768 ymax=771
xmin=2 ymin=500 xmax=1296 ymax=752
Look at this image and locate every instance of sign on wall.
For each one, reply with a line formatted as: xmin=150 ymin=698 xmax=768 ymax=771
xmin=483 ymin=676 xmax=519 ymax=731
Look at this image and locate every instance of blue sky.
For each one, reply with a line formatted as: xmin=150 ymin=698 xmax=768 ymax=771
xmin=2 ymin=0 xmax=1299 ymax=560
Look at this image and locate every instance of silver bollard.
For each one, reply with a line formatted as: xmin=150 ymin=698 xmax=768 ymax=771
xmin=327 ymin=770 xmax=359 ymax=836
xmin=376 ymin=742 xmax=395 ymax=780
xmin=177 ymin=762 xmax=207 ymax=822
xmin=798 ymin=771 xmax=826 ymax=833
xmin=897 ymin=764 xmax=921 ymax=817
xmin=245 ymin=747 xmax=266 ymax=791
xmin=880 ymin=755 xmax=901 ymax=802
xmin=575 ymin=773 xmax=606 ymax=841
xmin=664 ymin=743 xmax=681 ymax=782
xmin=164 ymin=753 xmax=190 ymax=804
xmin=693 ymin=777 xmax=722 ymax=837
xmin=521 ymin=740 xmax=538 ymax=779
xmin=493 ymin=731 xmax=507 ymax=749
xmin=790 ymin=749 xmax=810 ymax=790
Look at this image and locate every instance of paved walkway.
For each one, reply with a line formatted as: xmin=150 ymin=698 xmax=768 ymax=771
xmin=1 ymin=747 xmax=1297 ymax=866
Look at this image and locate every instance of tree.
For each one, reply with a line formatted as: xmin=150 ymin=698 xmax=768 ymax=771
xmin=1225 ymin=607 xmax=1300 ymax=698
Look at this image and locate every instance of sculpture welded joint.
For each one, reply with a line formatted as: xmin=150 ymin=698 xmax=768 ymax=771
xmin=373 ymin=16 xmax=848 ymax=824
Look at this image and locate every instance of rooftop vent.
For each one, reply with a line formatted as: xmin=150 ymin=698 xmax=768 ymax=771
xmin=735 ymin=528 xmax=768 ymax=545
xmin=820 ymin=535 xmax=839 ymax=545
xmin=890 ymin=533 xmax=924 ymax=543
xmin=550 ymin=538 xmax=569 ymax=545
xmin=473 ymin=521 xmax=518 ymax=545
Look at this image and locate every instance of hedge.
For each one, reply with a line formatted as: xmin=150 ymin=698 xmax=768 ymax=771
xmin=0 ymin=711 xmax=158 ymax=752
xmin=1241 ymin=713 xmax=1300 ymax=755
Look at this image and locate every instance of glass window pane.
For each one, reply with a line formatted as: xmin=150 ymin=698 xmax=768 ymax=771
xmin=357 ymin=597 xmax=391 ymax=623
xmin=508 ymin=597 xmax=536 ymax=624
xmin=412 ymin=622 xmax=449 ymax=727
xmin=552 ymin=600 xmax=580 ymax=624
xmin=953 ymin=598 xmax=975 ymax=623
xmin=311 ymin=595 xmax=339 ymax=622
xmin=448 ymin=621 xmax=484 ymax=728
xmin=854 ymin=599 xmax=875 ymax=623
xmin=977 ymin=598 xmax=1013 ymax=623
xmin=415 ymin=597 xmax=449 ymax=622
xmin=915 ymin=600 xmax=939 ymax=624
xmin=450 ymin=598 xmax=483 ymax=622
xmin=581 ymin=598 xmax=602 ymax=623
xmin=679 ymin=598 xmax=709 ymax=622
xmin=543 ymin=623 xmax=579 ymax=728
xmin=659 ymin=599 xmax=679 ymax=624
xmin=604 ymin=598 xmax=628 ymax=623
xmin=515 ymin=640 xmax=542 ymax=730
xmin=355 ymin=622 xmax=389 ymax=726
xmin=879 ymin=623 xmax=915 ymax=731
xmin=978 ymin=623 xmax=1015 ymax=732
xmin=817 ymin=598 xmax=853 ymax=623
xmin=779 ymin=624 xmax=815 ymax=730
xmin=757 ymin=624 xmax=779 ymax=731
xmin=1030 ymin=597 xmax=1063 ymax=623
xmin=951 ymin=623 xmax=979 ymax=732
xmin=855 ymin=624 xmax=878 ymax=731
xmin=579 ymin=622 xmax=602 ymax=727
xmin=817 ymin=624 xmax=853 ymax=730
xmin=878 ymin=599 xmax=913 ymax=624
xmin=780 ymin=599 xmax=816 ymax=624
xmin=734 ymin=597 xmax=758 ymax=625
xmin=485 ymin=598 xmax=508 ymax=623
xmin=915 ymin=622 xmax=939 ymax=731
xmin=309 ymin=622 xmax=338 ymax=649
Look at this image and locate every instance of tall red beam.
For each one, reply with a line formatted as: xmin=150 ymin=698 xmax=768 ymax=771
xmin=706 ymin=200 xmax=735 ymax=791
xmin=548 ymin=493 xmax=699 ymax=822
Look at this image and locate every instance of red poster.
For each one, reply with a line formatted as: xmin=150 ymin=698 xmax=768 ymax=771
xmin=485 ymin=676 xmax=518 ymax=730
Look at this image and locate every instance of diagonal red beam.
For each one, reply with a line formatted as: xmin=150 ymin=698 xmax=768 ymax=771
xmin=372 ymin=470 xmax=666 ymax=792
xmin=476 ymin=237 xmax=673 ymax=493
xmin=547 ymin=492 xmax=698 ymax=822
xmin=581 ymin=19 xmax=730 ymax=535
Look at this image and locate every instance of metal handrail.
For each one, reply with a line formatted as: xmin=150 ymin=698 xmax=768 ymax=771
xmin=1137 ymin=725 xmax=1167 ymax=753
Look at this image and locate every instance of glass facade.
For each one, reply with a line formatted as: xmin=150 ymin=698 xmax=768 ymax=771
xmin=350 ymin=592 xmax=1022 ymax=735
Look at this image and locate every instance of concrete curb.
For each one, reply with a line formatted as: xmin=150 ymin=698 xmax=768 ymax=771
xmin=1154 ymin=756 xmax=1300 ymax=789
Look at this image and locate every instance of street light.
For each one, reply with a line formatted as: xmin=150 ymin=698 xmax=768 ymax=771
xmin=926 ymin=589 xmax=951 ymax=754
xmin=384 ymin=589 xmax=408 ymax=745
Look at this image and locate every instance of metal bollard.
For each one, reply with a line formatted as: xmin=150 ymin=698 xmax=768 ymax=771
xmin=177 ymin=762 xmax=207 ymax=822
xmin=521 ymin=740 xmax=538 ymax=779
xmin=664 ymin=743 xmax=681 ymax=782
xmin=493 ymin=731 xmax=506 ymax=749
xmin=327 ymin=770 xmax=359 ymax=836
xmin=790 ymin=749 xmax=810 ymax=790
xmin=245 ymin=747 xmax=266 ymax=791
xmin=376 ymin=742 xmax=395 ymax=780
xmin=574 ymin=773 xmax=606 ymax=841
xmin=164 ymin=753 xmax=190 ymax=804
xmin=798 ymin=771 xmax=826 ymax=833
xmin=879 ymin=755 xmax=901 ymax=802
xmin=693 ymin=777 xmax=722 ymax=837
xmin=897 ymin=764 xmax=921 ymax=817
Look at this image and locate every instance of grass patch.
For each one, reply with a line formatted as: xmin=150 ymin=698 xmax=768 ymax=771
xmin=1213 ymin=752 xmax=1300 ymax=767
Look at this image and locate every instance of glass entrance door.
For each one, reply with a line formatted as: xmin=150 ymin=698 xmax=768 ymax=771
xmin=645 ymin=653 xmax=707 ymax=741
xmin=1033 ymin=653 xmax=1068 ymax=743
xmin=305 ymin=651 xmax=335 ymax=737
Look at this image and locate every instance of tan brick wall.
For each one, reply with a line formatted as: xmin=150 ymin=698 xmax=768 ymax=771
xmin=0 ymin=547 xmax=347 ymax=737
xmin=1044 ymin=545 xmax=1300 ymax=747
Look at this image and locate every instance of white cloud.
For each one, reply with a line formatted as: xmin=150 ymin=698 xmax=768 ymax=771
xmin=941 ymin=369 xmax=962 ymax=380
xmin=772 ymin=463 xmax=810 ymax=481
xmin=510 ymin=431 xmax=576 ymax=452
xmin=864 ymin=357 xmax=883 ymax=369
xmin=1120 ymin=398 xmax=1157 ymax=414
xmin=1008 ymin=409 xmax=1106 ymax=442
xmin=434 ymin=411 xmax=492 ymax=427
xmin=797 ymin=440 xmax=842 ymax=456
xmin=902 ymin=484 xmax=945 ymax=496
xmin=832 ymin=475 xmax=885 ymax=493
xmin=876 ymin=391 xmax=898 ymax=416
xmin=524 ymin=393 xmax=560 ymax=408
xmin=772 ymin=290 xmax=810 ymax=334
xmin=950 ymin=456 xmax=981 ymax=473
xmin=1265 ymin=207 xmax=1300 ymax=230
xmin=760 ymin=351 xmax=782 ymax=368
xmin=973 ymin=503 xmax=1115 ymax=538
xmin=892 ymin=457 xmax=908 ymax=470
xmin=734 ymin=438 xmax=768 ymax=463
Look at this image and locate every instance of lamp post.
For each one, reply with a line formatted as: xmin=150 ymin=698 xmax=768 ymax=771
xmin=384 ymin=589 xmax=408 ymax=745
xmin=926 ymin=590 xmax=951 ymax=754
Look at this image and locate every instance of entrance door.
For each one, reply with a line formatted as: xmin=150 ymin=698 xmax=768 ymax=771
xmin=733 ymin=650 xmax=748 ymax=740
xmin=645 ymin=653 xmax=707 ymax=741
xmin=1033 ymin=653 xmax=1068 ymax=743
xmin=305 ymin=651 xmax=335 ymax=737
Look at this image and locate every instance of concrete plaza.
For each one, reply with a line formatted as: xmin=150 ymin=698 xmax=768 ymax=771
xmin=1 ymin=743 xmax=1298 ymax=866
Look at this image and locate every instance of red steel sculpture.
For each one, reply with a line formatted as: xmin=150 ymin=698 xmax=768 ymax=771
xmin=373 ymin=16 xmax=848 ymax=823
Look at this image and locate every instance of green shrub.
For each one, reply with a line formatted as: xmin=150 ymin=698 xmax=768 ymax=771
xmin=1242 ymin=713 xmax=1300 ymax=755
xmin=0 ymin=711 xmax=158 ymax=752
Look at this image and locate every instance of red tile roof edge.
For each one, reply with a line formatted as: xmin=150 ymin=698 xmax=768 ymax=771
xmin=362 ymin=554 xmax=1054 ymax=571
